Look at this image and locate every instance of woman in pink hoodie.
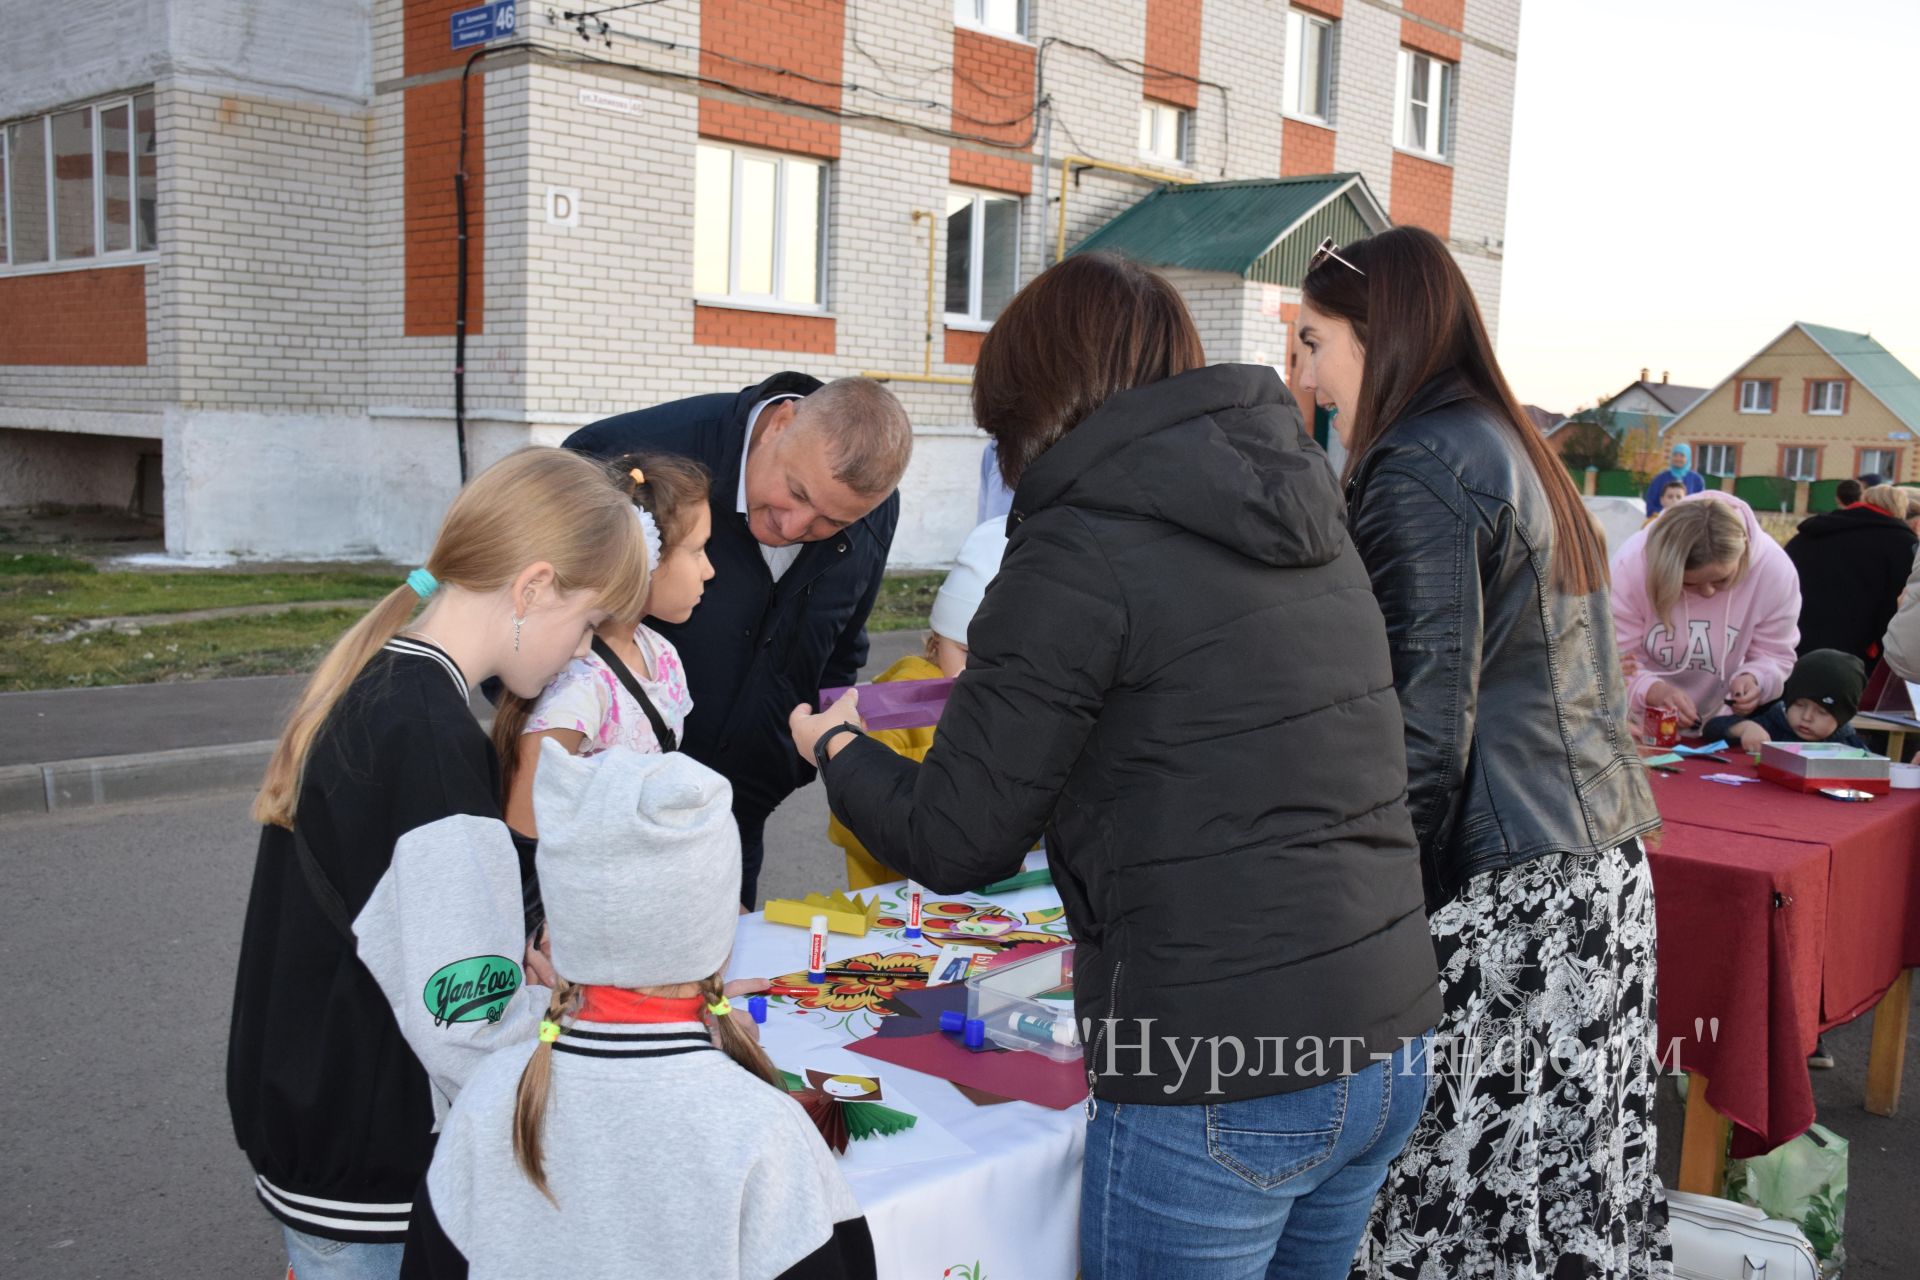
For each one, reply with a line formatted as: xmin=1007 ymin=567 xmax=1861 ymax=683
xmin=1611 ymin=491 xmax=1801 ymax=731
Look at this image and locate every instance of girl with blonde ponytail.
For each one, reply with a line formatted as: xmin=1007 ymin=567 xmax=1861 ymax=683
xmin=404 ymin=741 xmax=876 ymax=1280
xmin=228 ymin=448 xmax=651 ymax=1280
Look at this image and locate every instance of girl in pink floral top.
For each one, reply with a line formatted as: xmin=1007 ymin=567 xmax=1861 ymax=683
xmin=495 ymin=454 xmax=716 ymax=839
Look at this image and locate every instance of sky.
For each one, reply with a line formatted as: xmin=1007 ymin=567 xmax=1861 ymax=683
xmin=1496 ymin=0 xmax=1920 ymax=413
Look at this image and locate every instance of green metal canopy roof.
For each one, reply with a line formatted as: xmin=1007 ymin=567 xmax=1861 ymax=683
xmin=1068 ymin=173 xmax=1390 ymax=288
xmin=1799 ymin=322 xmax=1920 ymax=433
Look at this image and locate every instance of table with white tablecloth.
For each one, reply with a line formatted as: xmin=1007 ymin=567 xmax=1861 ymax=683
xmin=727 ymin=852 xmax=1084 ymax=1278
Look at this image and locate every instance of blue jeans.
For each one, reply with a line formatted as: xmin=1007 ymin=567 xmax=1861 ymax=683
xmin=1081 ymin=1033 xmax=1433 ymax=1280
xmin=283 ymin=1226 xmax=403 ymax=1280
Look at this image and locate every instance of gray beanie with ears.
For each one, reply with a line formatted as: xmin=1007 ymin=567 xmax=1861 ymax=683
xmin=532 ymin=738 xmax=741 ymax=988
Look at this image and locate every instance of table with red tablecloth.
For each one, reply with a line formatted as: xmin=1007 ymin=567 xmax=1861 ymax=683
xmin=1644 ymin=755 xmax=1920 ymax=1188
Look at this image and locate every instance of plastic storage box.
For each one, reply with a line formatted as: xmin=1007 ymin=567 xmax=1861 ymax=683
xmin=965 ymin=947 xmax=1081 ymax=1063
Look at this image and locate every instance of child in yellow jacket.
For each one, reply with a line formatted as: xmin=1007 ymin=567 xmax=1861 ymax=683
xmin=831 ymin=519 xmax=1006 ymax=889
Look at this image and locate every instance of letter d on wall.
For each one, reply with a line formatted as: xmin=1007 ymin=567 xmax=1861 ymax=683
xmin=546 ymin=186 xmax=580 ymax=228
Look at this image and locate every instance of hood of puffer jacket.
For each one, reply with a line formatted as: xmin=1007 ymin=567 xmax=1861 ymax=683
xmin=1008 ymin=363 xmax=1346 ymax=570
xmin=1793 ymin=504 xmax=1916 ymax=542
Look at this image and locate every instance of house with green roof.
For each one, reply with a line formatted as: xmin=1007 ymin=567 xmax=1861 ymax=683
xmin=1068 ymin=173 xmax=1390 ymax=462
xmin=1660 ymin=322 xmax=1920 ymax=486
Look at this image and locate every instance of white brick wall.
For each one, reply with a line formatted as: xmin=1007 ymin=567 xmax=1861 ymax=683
xmin=1331 ymin=0 xmax=1401 ymax=210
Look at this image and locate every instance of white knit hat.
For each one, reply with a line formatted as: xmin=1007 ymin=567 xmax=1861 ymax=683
xmin=928 ymin=518 xmax=1010 ymax=646
xmin=532 ymin=739 xmax=740 ymax=988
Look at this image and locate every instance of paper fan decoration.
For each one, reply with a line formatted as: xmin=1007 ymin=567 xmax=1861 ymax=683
xmin=779 ymin=1068 xmax=917 ymax=1154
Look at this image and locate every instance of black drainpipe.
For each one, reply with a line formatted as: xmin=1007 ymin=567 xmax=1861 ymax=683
xmin=453 ymin=48 xmax=490 ymax=484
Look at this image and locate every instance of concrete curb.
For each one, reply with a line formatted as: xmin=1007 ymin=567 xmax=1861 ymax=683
xmin=1 ymin=740 xmax=274 ymax=818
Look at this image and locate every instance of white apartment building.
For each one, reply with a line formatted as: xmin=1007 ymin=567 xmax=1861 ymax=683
xmin=0 ymin=0 xmax=1519 ymax=564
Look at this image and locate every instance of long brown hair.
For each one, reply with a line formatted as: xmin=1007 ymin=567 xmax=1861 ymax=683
xmin=512 ymin=971 xmax=783 ymax=1202
xmin=974 ymin=251 xmax=1206 ymax=491
xmin=492 ymin=452 xmax=712 ymax=806
xmin=1303 ymin=226 xmax=1608 ymax=595
xmin=252 ymin=449 xmax=651 ymax=828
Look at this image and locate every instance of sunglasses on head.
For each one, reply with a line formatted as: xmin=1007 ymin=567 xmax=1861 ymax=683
xmin=1308 ymin=236 xmax=1365 ymax=277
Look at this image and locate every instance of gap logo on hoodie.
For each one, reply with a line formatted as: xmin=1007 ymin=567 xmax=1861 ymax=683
xmin=1643 ymin=620 xmax=1743 ymax=675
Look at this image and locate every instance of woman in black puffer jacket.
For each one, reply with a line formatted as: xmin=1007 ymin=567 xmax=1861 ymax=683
xmin=791 ymin=253 xmax=1440 ymax=1279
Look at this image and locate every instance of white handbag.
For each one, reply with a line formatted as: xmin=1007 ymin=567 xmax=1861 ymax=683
xmin=1668 ymin=1189 xmax=1822 ymax=1279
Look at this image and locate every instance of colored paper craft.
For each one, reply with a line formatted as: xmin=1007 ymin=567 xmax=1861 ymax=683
xmin=779 ymin=1067 xmax=918 ymax=1153
xmin=764 ymin=890 xmax=883 ymax=936
xmin=980 ymin=866 xmax=1053 ymax=895
xmin=819 ymin=677 xmax=955 ymax=731
xmin=770 ymin=950 xmax=935 ymax=1017
xmin=849 ymin=1024 xmax=1089 ymax=1111
xmin=1672 ymin=741 xmax=1729 ymax=757
xmin=806 ymin=1068 xmax=886 ymax=1102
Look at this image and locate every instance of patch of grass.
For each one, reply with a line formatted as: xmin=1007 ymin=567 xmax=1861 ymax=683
xmin=0 ymin=608 xmax=365 ymax=692
xmin=0 ymin=568 xmax=395 ymax=627
xmin=0 ymin=564 xmax=939 ymax=692
xmin=867 ymin=572 xmax=942 ymax=632
xmin=0 ymin=551 xmax=97 ymax=576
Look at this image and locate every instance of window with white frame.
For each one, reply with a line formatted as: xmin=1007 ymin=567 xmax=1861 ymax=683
xmin=692 ymin=143 xmax=826 ymax=309
xmin=944 ymin=190 xmax=1019 ymax=325
xmin=1393 ymin=49 xmax=1454 ymax=159
xmin=1782 ymin=447 xmax=1819 ymax=481
xmin=953 ymin=0 xmax=1025 ymax=37
xmin=1698 ymin=444 xmax=1737 ymax=478
xmin=3 ymin=93 xmax=156 ymax=268
xmin=1860 ymin=449 xmax=1898 ymax=478
xmin=1739 ymin=379 xmax=1775 ymax=413
xmin=1809 ymin=380 xmax=1847 ymax=414
xmin=1139 ymin=101 xmax=1191 ymax=164
xmin=1285 ymin=11 xmax=1336 ymax=124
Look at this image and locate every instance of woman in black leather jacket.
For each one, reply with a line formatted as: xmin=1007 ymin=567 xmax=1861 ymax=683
xmin=1298 ymin=227 xmax=1668 ymax=1280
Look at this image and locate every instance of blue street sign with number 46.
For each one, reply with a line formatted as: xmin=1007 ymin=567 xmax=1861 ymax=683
xmin=451 ymin=0 xmax=515 ymax=50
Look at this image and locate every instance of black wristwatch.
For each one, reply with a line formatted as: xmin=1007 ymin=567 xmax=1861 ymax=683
xmin=814 ymin=722 xmax=866 ymax=773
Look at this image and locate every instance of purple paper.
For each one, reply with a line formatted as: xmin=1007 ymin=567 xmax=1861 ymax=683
xmin=818 ymin=677 xmax=955 ymax=731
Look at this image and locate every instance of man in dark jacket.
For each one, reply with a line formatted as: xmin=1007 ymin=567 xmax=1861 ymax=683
xmin=564 ymin=374 xmax=912 ymax=905
xmin=1784 ymin=498 xmax=1917 ymax=666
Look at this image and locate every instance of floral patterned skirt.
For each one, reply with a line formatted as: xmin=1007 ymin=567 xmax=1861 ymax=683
xmin=1352 ymin=842 xmax=1674 ymax=1280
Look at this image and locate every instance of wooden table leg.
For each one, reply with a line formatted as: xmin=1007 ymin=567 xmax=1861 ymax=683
xmin=1678 ymin=1071 xmax=1731 ymax=1194
xmin=1865 ymin=967 xmax=1913 ymax=1117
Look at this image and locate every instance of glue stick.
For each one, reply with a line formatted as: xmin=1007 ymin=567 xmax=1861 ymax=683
xmin=904 ymin=882 xmax=923 ymax=939
xmin=1010 ymin=1011 xmax=1077 ymax=1047
xmin=807 ymin=914 xmax=828 ymax=983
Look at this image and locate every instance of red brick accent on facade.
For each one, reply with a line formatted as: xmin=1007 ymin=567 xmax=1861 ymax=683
xmin=950 ymin=28 xmax=1036 ymax=194
xmin=404 ymin=78 xmax=483 ymax=337
xmin=403 ymin=1 xmax=485 ymax=338
xmin=1281 ymin=118 xmax=1336 ymax=177
xmin=0 ymin=266 xmax=148 ymax=366
xmin=1400 ymin=0 xmax=1463 ymax=60
xmin=1390 ymin=149 xmax=1453 ymax=238
xmin=1292 ymin=0 xmax=1342 ymax=17
xmin=944 ymin=326 xmax=986 ymax=366
xmin=699 ymin=0 xmax=845 ymax=160
xmin=1144 ymin=0 xmax=1203 ymax=110
xmin=694 ymin=305 xmax=837 ymax=354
